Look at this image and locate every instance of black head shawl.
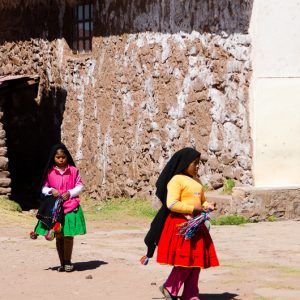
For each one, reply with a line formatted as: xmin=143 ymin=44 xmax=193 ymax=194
xmin=39 ymin=143 xmax=76 ymax=193
xmin=155 ymin=147 xmax=201 ymax=205
xmin=144 ymin=147 xmax=201 ymax=258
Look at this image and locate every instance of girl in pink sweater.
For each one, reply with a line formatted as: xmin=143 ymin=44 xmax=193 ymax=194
xmin=34 ymin=143 xmax=86 ymax=272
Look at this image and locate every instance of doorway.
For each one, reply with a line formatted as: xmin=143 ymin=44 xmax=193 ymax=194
xmin=0 ymin=76 xmax=66 ymax=209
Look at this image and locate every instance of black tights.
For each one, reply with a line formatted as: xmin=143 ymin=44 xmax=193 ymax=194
xmin=56 ymin=234 xmax=74 ymax=265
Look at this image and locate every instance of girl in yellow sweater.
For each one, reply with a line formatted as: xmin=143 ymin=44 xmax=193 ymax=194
xmin=144 ymin=148 xmax=219 ymax=300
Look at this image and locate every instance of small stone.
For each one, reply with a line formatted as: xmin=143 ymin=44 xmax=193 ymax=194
xmin=85 ymin=275 xmax=93 ymax=279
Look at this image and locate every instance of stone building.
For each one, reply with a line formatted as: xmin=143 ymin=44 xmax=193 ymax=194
xmin=0 ymin=0 xmax=299 ymax=218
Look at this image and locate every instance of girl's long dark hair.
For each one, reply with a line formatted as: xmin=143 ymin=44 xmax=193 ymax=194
xmin=38 ymin=143 xmax=76 ymax=193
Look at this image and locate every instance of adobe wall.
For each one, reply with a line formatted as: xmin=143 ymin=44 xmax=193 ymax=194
xmin=0 ymin=0 xmax=253 ymax=203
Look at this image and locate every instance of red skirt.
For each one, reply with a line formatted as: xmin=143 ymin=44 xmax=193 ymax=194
xmin=157 ymin=212 xmax=219 ymax=268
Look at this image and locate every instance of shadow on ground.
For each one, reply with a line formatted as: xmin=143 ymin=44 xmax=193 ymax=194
xmin=48 ymin=260 xmax=108 ymax=272
xmin=74 ymin=260 xmax=108 ymax=271
xmin=200 ymin=292 xmax=239 ymax=300
xmin=153 ymin=292 xmax=239 ymax=300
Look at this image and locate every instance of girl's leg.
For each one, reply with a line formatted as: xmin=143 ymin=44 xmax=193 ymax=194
xmin=181 ymin=267 xmax=201 ymax=300
xmin=164 ymin=266 xmax=193 ymax=297
xmin=64 ymin=236 xmax=74 ymax=272
xmin=56 ymin=233 xmax=65 ymax=268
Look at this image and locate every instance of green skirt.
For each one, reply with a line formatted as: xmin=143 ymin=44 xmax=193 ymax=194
xmin=34 ymin=205 xmax=86 ymax=237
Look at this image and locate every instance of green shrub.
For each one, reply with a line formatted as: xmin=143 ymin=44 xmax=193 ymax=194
xmin=203 ymin=184 xmax=210 ymax=192
xmin=267 ymin=215 xmax=277 ymax=222
xmin=222 ymin=178 xmax=235 ymax=194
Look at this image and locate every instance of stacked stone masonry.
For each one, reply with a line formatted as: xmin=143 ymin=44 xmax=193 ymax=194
xmin=0 ymin=0 xmax=253 ymax=204
xmin=0 ymin=112 xmax=11 ymax=195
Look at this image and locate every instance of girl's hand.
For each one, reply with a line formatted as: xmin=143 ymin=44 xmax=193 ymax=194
xmin=52 ymin=189 xmax=59 ymax=197
xmin=193 ymin=203 xmax=206 ymax=215
xmin=61 ymin=192 xmax=70 ymax=201
xmin=207 ymin=202 xmax=217 ymax=210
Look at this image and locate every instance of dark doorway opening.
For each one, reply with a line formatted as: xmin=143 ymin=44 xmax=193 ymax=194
xmin=0 ymin=76 xmax=66 ymax=210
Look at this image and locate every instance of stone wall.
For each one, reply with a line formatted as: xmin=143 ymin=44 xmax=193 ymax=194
xmin=231 ymin=187 xmax=300 ymax=220
xmin=0 ymin=0 xmax=254 ymax=205
xmin=0 ymin=112 xmax=11 ymax=195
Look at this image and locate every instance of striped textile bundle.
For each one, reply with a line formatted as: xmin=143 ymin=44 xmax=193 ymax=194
xmin=51 ymin=196 xmax=63 ymax=225
xmin=44 ymin=196 xmax=63 ymax=241
xmin=177 ymin=209 xmax=213 ymax=240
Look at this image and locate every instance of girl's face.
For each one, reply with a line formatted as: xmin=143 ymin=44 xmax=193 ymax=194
xmin=54 ymin=149 xmax=68 ymax=168
xmin=184 ymin=157 xmax=200 ymax=177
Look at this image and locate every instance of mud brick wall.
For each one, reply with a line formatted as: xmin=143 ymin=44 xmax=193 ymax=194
xmin=0 ymin=0 xmax=253 ymax=204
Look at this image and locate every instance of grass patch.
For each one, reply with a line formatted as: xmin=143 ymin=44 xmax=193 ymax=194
xmin=0 ymin=196 xmax=22 ymax=212
xmin=82 ymin=196 xmax=157 ymax=222
xmin=264 ymin=283 xmax=295 ymax=290
xmin=267 ymin=215 xmax=277 ymax=222
xmin=0 ymin=196 xmax=36 ymax=228
xmin=203 ymin=184 xmax=210 ymax=192
xmin=221 ymin=178 xmax=235 ymax=194
xmin=211 ymin=214 xmax=250 ymax=225
xmin=222 ymin=261 xmax=300 ymax=275
xmin=275 ymin=265 xmax=300 ymax=275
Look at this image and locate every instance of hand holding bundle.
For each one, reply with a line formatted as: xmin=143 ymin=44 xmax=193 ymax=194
xmin=30 ymin=195 xmax=64 ymax=241
xmin=177 ymin=207 xmax=214 ymax=240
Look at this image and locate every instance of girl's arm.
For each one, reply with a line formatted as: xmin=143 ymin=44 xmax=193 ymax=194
xmin=201 ymin=190 xmax=217 ymax=210
xmin=68 ymin=184 xmax=84 ymax=198
xmin=42 ymin=186 xmax=52 ymax=196
xmin=167 ymin=198 xmax=195 ymax=214
xmin=41 ymin=173 xmax=59 ymax=197
xmin=166 ymin=177 xmax=194 ymax=214
xmin=42 ymin=186 xmax=59 ymax=197
xmin=67 ymin=168 xmax=84 ymax=198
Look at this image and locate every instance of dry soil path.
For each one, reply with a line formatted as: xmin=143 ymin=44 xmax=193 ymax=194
xmin=0 ymin=213 xmax=299 ymax=300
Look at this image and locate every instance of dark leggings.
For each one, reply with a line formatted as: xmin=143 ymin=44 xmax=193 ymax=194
xmin=56 ymin=234 xmax=74 ymax=265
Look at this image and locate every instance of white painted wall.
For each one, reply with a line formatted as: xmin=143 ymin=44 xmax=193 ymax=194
xmin=250 ymin=0 xmax=300 ymax=187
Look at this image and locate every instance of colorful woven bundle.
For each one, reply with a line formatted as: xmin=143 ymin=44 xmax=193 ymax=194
xmin=140 ymin=255 xmax=149 ymax=265
xmin=45 ymin=229 xmax=55 ymax=241
xmin=30 ymin=196 xmax=64 ymax=241
xmin=177 ymin=209 xmax=213 ymax=240
xmin=30 ymin=231 xmax=38 ymax=240
xmin=53 ymin=221 xmax=62 ymax=233
xmin=52 ymin=196 xmax=63 ymax=225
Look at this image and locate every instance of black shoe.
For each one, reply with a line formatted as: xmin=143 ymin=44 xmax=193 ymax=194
xmin=57 ymin=265 xmax=65 ymax=272
xmin=64 ymin=263 xmax=74 ymax=272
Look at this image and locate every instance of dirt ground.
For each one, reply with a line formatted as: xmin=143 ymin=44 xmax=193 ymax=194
xmin=0 ymin=211 xmax=299 ymax=300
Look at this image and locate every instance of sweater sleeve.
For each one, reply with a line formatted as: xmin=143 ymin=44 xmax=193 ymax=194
xmin=41 ymin=172 xmax=51 ymax=195
xmin=201 ymin=189 xmax=209 ymax=209
xmin=42 ymin=186 xmax=53 ymax=196
xmin=166 ymin=176 xmax=194 ymax=214
xmin=68 ymin=184 xmax=84 ymax=198
xmin=67 ymin=168 xmax=84 ymax=197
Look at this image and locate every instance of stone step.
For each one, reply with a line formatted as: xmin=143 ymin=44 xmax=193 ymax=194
xmin=205 ymin=192 xmax=232 ymax=218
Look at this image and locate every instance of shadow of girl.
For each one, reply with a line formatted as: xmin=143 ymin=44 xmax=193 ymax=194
xmin=199 ymin=292 xmax=239 ymax=300
xmin=48 ymin=260 xmax=108 ymax=272
xmin=74 ymin=260 xmax=108 ymax=271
